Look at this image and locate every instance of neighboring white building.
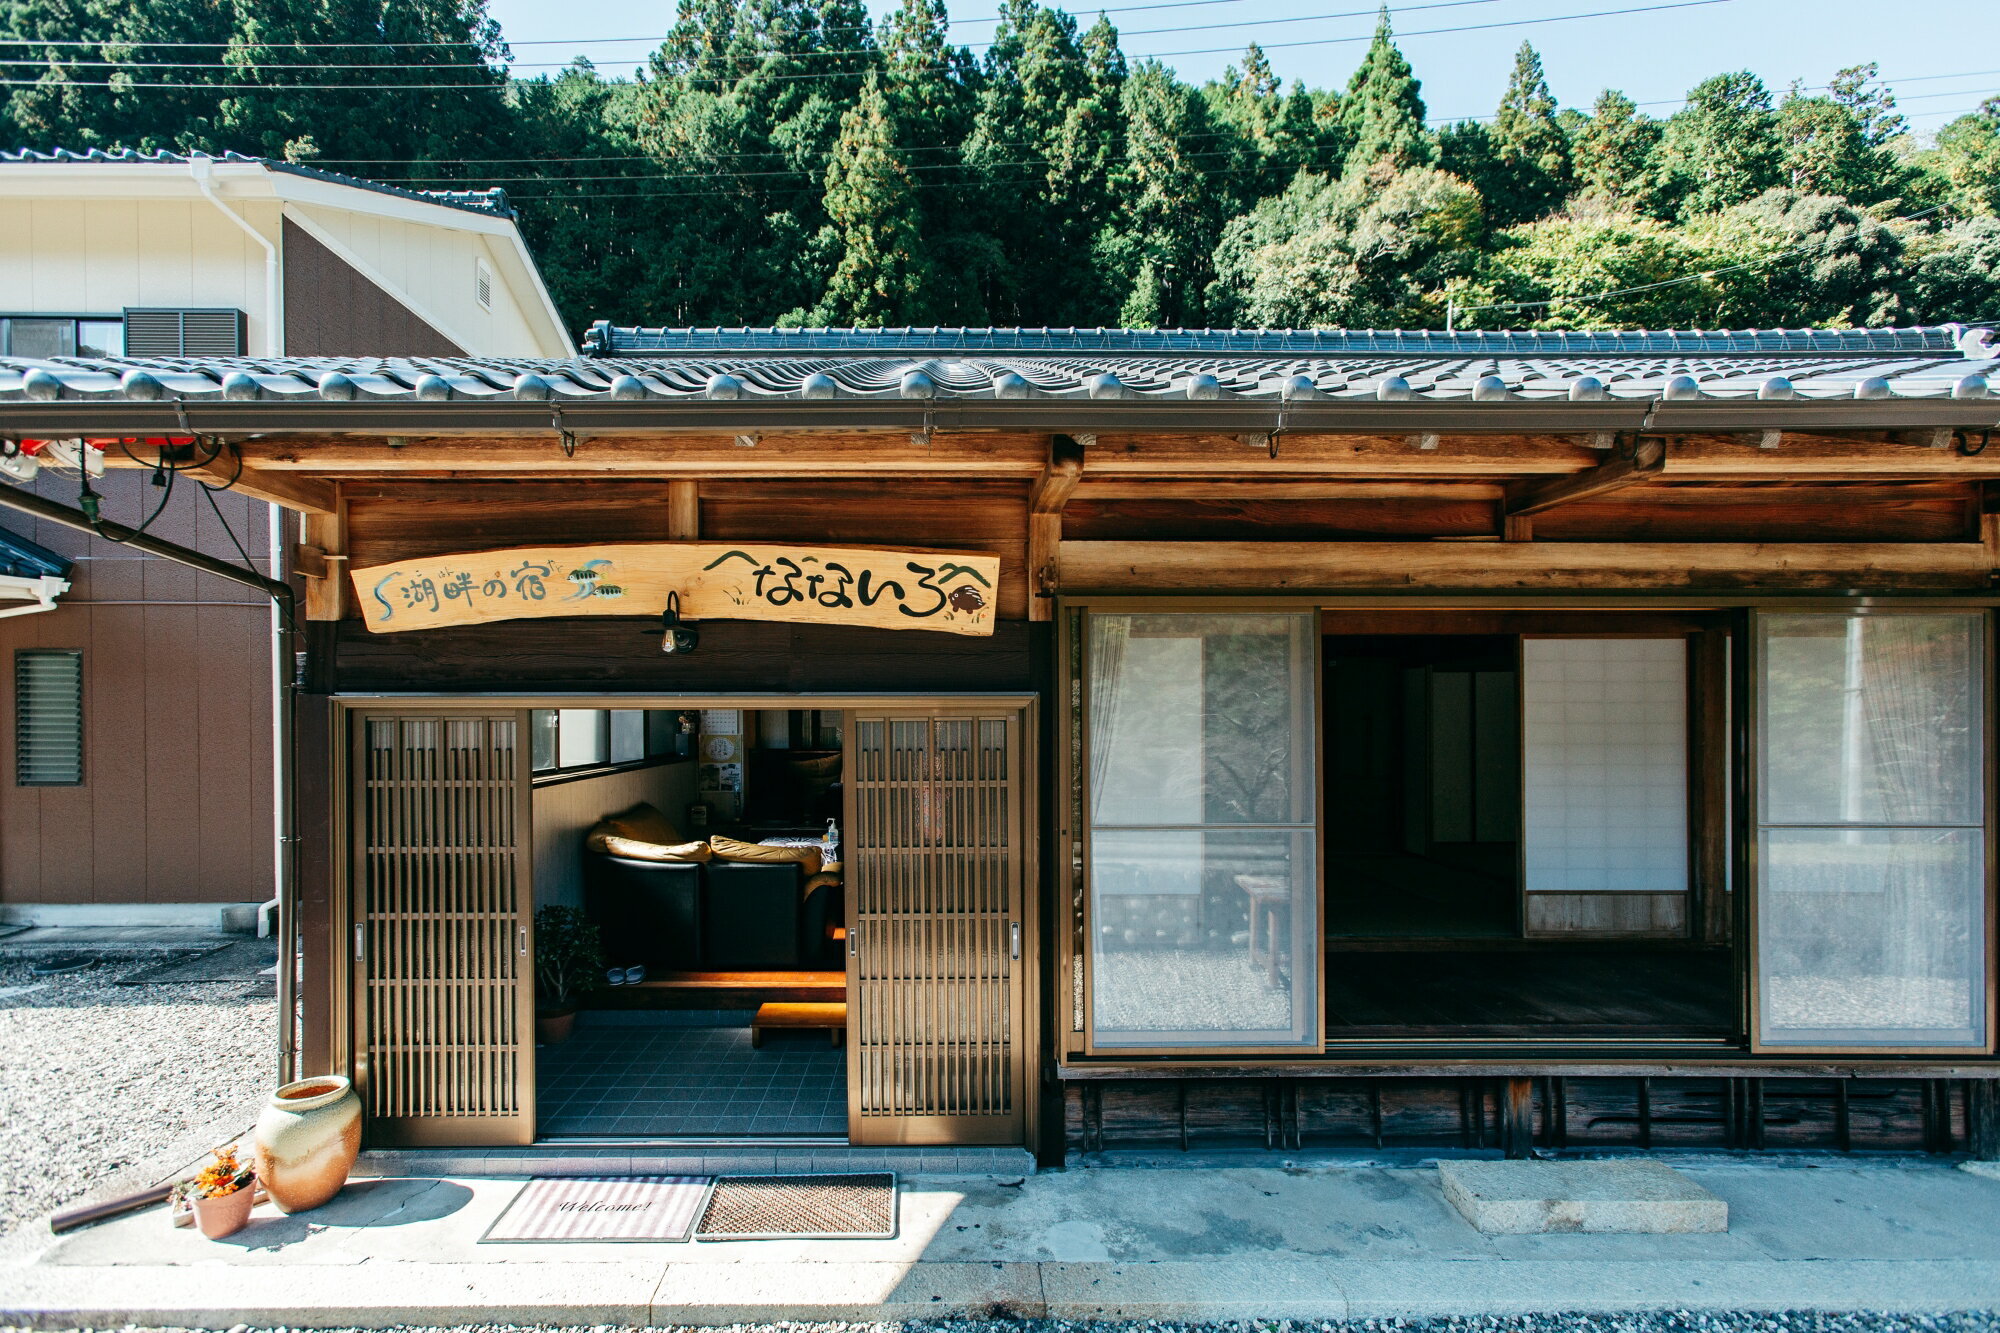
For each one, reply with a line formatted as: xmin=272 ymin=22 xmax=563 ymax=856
xmin=0 ymin=149 xmax=571 ymax=926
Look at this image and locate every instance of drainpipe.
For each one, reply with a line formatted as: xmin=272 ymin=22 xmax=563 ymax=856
xmin=188 ymin=154 xmax=282 ymax=358
xmin=189 ymin=154 xmax=298 ymax=1084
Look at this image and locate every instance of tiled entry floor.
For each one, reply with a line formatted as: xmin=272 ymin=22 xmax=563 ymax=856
xmin=537 ymin=1013 xmax=846 ymax=1137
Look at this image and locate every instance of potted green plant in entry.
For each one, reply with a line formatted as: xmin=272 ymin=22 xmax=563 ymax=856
xmin=534 ymin=905 xmax=605 ymax=1044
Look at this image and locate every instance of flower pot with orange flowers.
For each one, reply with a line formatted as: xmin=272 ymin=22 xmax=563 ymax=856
xmin=187 ymin=1143 xmax=257 ymax=1239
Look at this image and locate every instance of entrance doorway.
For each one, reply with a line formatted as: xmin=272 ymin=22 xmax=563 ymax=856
xmin=343 ymin=696 xmax=1035 ymax=1149
xmin=1320 ymin=618 xmax=1737 ymax=1043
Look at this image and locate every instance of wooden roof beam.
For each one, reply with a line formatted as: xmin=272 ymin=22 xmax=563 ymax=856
xmin=1504 ymin=435 xmax=1665 ymax=519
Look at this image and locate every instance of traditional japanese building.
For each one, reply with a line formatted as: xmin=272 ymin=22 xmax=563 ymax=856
xmin=2 ymin=322 xmax=1997 ymax=1165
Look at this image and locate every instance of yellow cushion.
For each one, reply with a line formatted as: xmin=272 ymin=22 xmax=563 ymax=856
xmin=593 ymin=833 xmax=712 ymax=863
xmin=708 ymin=834 xmax=822 ymax=876
xmin=601 ymin=801 xmax=684 ymax=846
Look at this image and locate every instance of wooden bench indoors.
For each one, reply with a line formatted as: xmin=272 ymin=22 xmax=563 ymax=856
xmin=751 ymin=1001 xmax=847 ymax=1048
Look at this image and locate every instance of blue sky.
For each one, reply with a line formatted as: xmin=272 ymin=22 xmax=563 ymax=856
xmin=485 ymin=0 xmax=1991 ymax=138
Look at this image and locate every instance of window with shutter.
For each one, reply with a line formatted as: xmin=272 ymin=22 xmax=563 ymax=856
xmin=15 ymin=650 xmax=82 ymax=787
xmin=122 ymin=309 xmax=246 ymax=357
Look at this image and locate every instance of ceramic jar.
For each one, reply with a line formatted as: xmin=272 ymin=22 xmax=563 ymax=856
xmin=252 ymin=1074 xmax=361 ymax=1214
xmin=192 ymin=1184 xmax=255 ymax=1239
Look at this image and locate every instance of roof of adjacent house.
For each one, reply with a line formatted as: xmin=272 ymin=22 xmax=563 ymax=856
xmin=0 ymin=325 xmax=1993 ymax=435
xmin=0 ymin=524 xmax=73 ymax=580
xmin=0 ymin=147 xmax=514 ymax=218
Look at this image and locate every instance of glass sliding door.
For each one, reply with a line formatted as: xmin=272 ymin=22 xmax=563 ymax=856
xmin=1755 ymin=612 xmax=1991 ymax=1050
xmin=1083 ymin=611 xmax=1319 ymax=1050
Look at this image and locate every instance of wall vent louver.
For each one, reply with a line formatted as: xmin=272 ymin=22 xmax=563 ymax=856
xmin=122 ymin=308 xmax=247 ymax=357
xmin=474 ymin=259 xmax=493 ymax=311
xmin=15 ymin=649 xmax=82 ymax=787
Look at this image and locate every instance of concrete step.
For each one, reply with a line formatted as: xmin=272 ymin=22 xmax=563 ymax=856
xmin=354 ymin=1143 xmax=1037 ymax=1179
xmin=1438 ymin=1158 xmax=1727 ymax=1234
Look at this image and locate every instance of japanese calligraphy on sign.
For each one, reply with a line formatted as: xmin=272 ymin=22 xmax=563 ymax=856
xmin=350 ymin=543 xmax=1001 ymax=636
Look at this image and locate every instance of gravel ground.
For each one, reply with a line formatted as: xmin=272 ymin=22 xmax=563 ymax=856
xmin=5 ymin=1316 xmax=2000 ymax=1333
xmin=0 ymin=953 xmax=274 ymax=1235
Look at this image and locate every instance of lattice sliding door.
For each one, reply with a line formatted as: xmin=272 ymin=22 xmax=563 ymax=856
xmin=351 ymin=712 xmax=535 ymax=1146
xmin=846 ymin=710 xmax=1027 ymax=1145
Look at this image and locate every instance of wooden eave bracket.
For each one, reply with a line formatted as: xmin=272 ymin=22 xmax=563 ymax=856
xmin=1504 ymin=434 xmax=1666 ymax=519
xmin=1029 ymin=435 xmax=1087 ymax=615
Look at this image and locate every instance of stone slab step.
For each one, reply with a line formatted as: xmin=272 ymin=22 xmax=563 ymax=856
xmin=1438 ymin=1158 xmax=1727 ymax=1234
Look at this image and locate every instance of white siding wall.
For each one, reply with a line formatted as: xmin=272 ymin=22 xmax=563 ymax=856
xmin=0 ymin=197 xmax=276 ymax=353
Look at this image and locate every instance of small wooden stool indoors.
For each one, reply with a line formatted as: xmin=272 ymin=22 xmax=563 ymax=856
xmin=751 ymin=1001 xmax=847 ymax=1048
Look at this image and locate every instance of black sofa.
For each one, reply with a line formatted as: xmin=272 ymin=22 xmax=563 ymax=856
xmin=585 ymin=853 xmax=842 ymax=971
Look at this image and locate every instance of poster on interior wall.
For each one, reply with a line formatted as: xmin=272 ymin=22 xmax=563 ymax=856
xmin=349 ymin=542 xmax=1001 ymax=636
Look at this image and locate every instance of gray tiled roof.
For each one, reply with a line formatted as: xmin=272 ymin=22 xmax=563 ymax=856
xmin=584 ymin=321 xmax=1978 ymax=358
xmin=0 ymin=338 xmax=1992 ymax=408
xmin=0 ymin=147 xmax=515 ymax=219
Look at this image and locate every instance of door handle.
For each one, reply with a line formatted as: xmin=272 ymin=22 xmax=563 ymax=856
xmin=518 ymin=925 xmax=529 ymax=957
xmin=353 ymin=925 xmax=364 ymax=962
xmin=1010 ymin=921 xmax=1021 ymax=960
xmin=849 ymin=924 xmax=859 ymax=958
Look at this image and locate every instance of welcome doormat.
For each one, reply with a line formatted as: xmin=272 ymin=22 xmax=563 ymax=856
xmin=695 ymin=1172 xmax=898 ymax=1240
xmin=481 ymin=1176 xmax=708 ymax=1242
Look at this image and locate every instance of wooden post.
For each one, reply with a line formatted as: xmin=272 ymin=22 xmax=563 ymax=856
xmin=298 ymin=484 xmax=348 ymax=622
xmin=1968 ymin=1080 xmax=2000 ymax=1160
xmin=1501 ymin=1076 xmax=1535 ymax=1158
xmin=1028 ymin=435 xmax=1084 ymax=622
xmin=1693 ymin=628 xmax=1731 ymax=943
xmin=667 ymin=480 xmax=700 ymax=540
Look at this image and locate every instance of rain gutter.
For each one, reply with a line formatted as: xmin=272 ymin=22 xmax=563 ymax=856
xmin=0 ymin=398 xmax=1995 ymax=437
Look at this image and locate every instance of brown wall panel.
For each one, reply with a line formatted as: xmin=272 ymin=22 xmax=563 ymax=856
xmin=87 ymin=606 xmax=149 ymax=898
xmin=0 ymin=599 xmax=275 ymax=906
xmin=1532 ymin=485 xmax=1977 ymax=543
xmin=282 ymin=219 xmax=464 ymax=358
xmin=1063 ymin=498 xmax=1497 ymax=541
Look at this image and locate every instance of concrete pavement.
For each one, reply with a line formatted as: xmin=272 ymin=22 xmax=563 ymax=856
xmin=6 ymin=1155 xmax=2000 ymax=1326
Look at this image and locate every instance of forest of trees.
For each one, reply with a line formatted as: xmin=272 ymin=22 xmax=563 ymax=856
xmin=3 ymin=0 xmax=1997 ymax=334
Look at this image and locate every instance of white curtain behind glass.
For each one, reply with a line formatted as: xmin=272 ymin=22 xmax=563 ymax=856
xmin=1758 ymin=613 xmax=1986 ymax=1048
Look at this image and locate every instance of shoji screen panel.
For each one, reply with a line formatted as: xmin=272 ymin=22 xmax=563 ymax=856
xmin=351 ymin=712 xmax=535 ymax=1146
xmin=1522 ymin=638 xmax=1691 ymax=937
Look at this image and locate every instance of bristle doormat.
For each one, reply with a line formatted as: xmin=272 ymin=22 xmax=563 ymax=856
xmin=118 ymin=941 xmax=278 ymax=985
xmin=695 ymin=1172 xmax=898 ymax=1240
xmin=481 ymin=1176 xmax=708 ymax=1242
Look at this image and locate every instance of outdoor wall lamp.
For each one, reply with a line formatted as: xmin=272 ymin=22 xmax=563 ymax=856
xmin=658 ymin=591 xmax=698 ymax=654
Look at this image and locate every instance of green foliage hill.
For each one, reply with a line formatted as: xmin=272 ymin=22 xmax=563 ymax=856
xmin=3 ymin=0 xmax=1993 ymax=332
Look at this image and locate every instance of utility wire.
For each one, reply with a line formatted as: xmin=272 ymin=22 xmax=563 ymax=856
xmin=0 ymin=0 xmax=1749 ymax=89
xmin=0 ymin=0 xmax=1501 ymax=69
xmin=0 ymin=0 xmax=1269 ymax=47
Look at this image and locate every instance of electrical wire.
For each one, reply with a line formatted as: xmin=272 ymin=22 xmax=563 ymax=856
xmin=82 ymin=453 xmax=175 ymax=544
xmin=0 ymin=0 xmax=1751 ymax=89
xmin=0 ymin=0 xmax=1502 ymax=69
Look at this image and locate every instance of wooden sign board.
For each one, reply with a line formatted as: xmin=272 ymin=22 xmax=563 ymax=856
xmin=351 ymin=542 xmax=1000 ymax=636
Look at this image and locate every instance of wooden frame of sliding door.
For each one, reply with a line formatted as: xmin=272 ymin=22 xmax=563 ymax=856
xmin=841 ymin=700 xmax=1040 ymax=1146
xmin=1744 ymin=606 xmax=2000 ymax=1057
xmin=1059 ymin=597 xmax=1328 ymax=1059
xmin=333 ymin=691 xmax=1038 ymax=1149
